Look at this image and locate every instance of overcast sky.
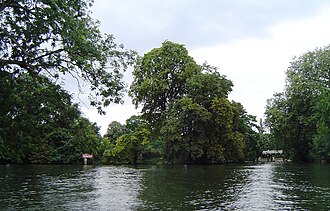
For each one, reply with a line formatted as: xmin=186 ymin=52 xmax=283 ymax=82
xmin=78 ymin=0 xmax=330 ymax=135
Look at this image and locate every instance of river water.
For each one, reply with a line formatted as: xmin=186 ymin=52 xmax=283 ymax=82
xmin=1 ymin=163 xmax=330 ymax=210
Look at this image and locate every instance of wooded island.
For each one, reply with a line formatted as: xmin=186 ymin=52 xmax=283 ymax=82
xmin=1 ymin=0 xmax=329 ymax=164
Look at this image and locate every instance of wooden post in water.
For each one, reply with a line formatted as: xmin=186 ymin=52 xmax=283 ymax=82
xmin=82 ymin=154 xmax=93 ymax=165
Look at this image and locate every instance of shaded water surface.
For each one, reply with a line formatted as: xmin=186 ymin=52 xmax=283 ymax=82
xmin=1 ymin=163 xmax=330 ymax=210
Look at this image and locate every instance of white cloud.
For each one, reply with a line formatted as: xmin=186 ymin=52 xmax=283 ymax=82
xmin=81 ymin=95 xmax=140 ymax=135
xmin=78 ymin=69 xmax=140 ymax=135
xmin=190 ymin=7 xmax=330 ymax=120
xmin=83 ymin=2 xmax=330 ymax=135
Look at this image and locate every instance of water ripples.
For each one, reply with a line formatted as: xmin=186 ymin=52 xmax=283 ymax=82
xmin=1 ymin=163 xmax=330 ymax=210
xmin=0 ymin=165 xmax=143 ymax=210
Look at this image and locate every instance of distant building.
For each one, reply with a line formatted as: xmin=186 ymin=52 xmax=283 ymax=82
xmin=258 ymin=150 xmax=284 ymax=162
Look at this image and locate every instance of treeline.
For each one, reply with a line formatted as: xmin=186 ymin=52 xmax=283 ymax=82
xmin=0 ymin=41 xmax=264 ymax=164
xmin=0 ymin=72 xmax=103 ymax=163
xmin=103 ymin=41 xmax=262 ymax=164
xmin=0 ymin=0 xmax=265 ymax=164
xmin=0 ymin=0 xmax=133 ymax=164
xmin=1 ymin=0 xmax=329 ymax=164
xmin=265 ymin=46 xmax=330 ymax=162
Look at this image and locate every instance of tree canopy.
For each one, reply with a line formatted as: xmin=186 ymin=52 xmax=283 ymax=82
xmin=265 ymin=46 xmax=330 ymax=162
xmin=128 ymin=41 xmax=259 ymax=164
xmin=129 ymin=40 xmax=200 ymax=124
xmin=0 ymin=0 xmax=136 ymax=113
xmin=0 ymin=72 xmax=102 ymax=163
xmin=102 ymin=116 xmax=152 ymax=165
xmin=1 ymin=1 xmax=265 ymax=164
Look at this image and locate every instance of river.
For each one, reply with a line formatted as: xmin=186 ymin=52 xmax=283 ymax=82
xmin=1 ymin=163 xmax=330 ymax=210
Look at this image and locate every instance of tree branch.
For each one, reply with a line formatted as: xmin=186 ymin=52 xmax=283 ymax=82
xmin=0 ymin=0 xmax=22 ymax=12
xmin=0 ymin=59 xmax=58 ymax=70
xmin=0 ymin=59 xmax=32 ymax=69
xmin=31 ymin=48 xmax=65 ymax=62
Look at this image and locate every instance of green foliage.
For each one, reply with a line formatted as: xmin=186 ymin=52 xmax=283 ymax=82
xmin=130 ymin=40 xmax=259 ymax=164
xmin=109 ymin=128 xmax=150 ymax=164
xmin=46 ymin=128 xmax=75 ymax=163
xmin=210 ymin=98 xmax=246 ymax=162
xmin=211 ymin=98 xmax=234 ymax=131
xmin=0 ymin=73 xmax=102 ymax=163
xmin=232 ymin=102 xmax=260 ymax=161
xmin=266 ymin=46 xmax=330 ymax=162
xmin=104 ymin=121 xmax=126 ymax=145
xmin=161 ymin=97 xmax=211 ymax=163
xmin=187 ymin=64 xmax=233 ymax=107
xmin=103 ymin=116 xmax=152 ymax=164
xmin=70 ymin=117 xmax=102 ymax=160
xmin=129 ymin=40 xmax=199 ymax=124
xmin=311 ymin=89 xmax=330 ymax=162
xmin=0 ymin=0 xmax=136 ymax=113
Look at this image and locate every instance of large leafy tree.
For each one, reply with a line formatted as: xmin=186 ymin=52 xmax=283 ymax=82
xmin=0 ymin=0 xmax=136 ymax=112
xmin=209 ymin=98 xmax=245 ymax=162
xmin=0 ymin=72 xmax=102 ymax=163
xmin=103 ymin=121 xmax=126 ymax=145
xmin=161 ymin=97 xmax=211 ymax=163
xmin=102 ymin=115 xmax=151 ymax=164
xmin=312 ymin=90 xmax=330 ymax=161
xmin=130 ymin=41 xmax=257 ymax=163
xmin=231 ymin=102 xmax=259 ymax=161
xmin=129 ymin=40 xmax=200 ymax=125
xmin=161 ymin=68 xmax=238 ymax=163
xmin=0 ymin=72 xmax=78 ymax=162
xmin=187 ymin=64 xmax=233 ymax=107
xmin=266 ymin=46 xmax=330 ymax=162
xmin=38 ymin=117 xmax=102 ymax=164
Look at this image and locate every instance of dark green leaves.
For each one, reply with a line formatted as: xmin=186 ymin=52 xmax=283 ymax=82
xmin=0 ymin=73 xmax=102 ymax=163
xmin=129 ymin=40 xmax=257 ymax=164
xmin=129 ymin=41 xmax=199 ymax=120
xmin=0 ymin=0 xmax=136 ymax=112
xmin=266 ymin=45 xmax=330 ymax=162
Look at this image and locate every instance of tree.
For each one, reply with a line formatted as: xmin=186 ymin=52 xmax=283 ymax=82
xmin=41 ymin=117 xmax=102 ymax=164
xmin=312 ymin=90 xmax=330 ymax=162
xmin=187 ymin=63 xmax=233 ymax=107
xmin=0 ymin=72 xmax=102 ymax=163
xmin=129 ymin=40 xmax=199 ymax=125
xmin=0 ymin=72 xmax=78 ymax=162
xmin=257 ymin=119 xmax=275 ymax=154
xmin=70 ymin=117 xmax=102 ymax=161
xmin=104 ymin=121 xmax=126 ymax=145
xmin=210 ymin=98 xmax=245 ymax=162
xmin=102 ymin=115 xmax=151 ymax=164
xmin=266 ymin=45 xmax=330 ymax=162
xmin=0 ymin=0 xmax=136 ymax=113
xmin=161 ymin=97 xmax=211 ymax=163
xmin=130 ymin=41 xmax=259 ymax=164
xmin=231 ymin=102 xmax=260 ymax=161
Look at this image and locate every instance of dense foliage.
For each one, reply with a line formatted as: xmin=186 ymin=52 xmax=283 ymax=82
xmin=0 ymin=72 xmax=102 ymax=163
xmin=102 ymin=116 xmax=161 ymax=164
xmin=129 ymin=41 xmax=200 ymax=128
xmin=126 ymin=41 xmax=260 ymax=164
xmin=0 ymin=0 xmax=133 ymax=163
xmin=265 ymin=46 xmax=330 ymax=162
xmin=1 ymin=0 xmax=264 ymax=164
xmin=0 ymin=0 xmax=135 ymax=113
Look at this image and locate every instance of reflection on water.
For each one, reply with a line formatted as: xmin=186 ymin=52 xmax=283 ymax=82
xmin=1 ymin=163 xmax=330 ymax=210
xmin=137 ymin=163 xmax=330 ymax=210
xmin=0 ymin=165 xmax=142 ymax=210
xmin=91 ymin=166 xmax=142 ymax=210
xmin=232 ymin=164 xmax=279 ymax=210
xmin=273 ymin=164 xmax=330 ymax=210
